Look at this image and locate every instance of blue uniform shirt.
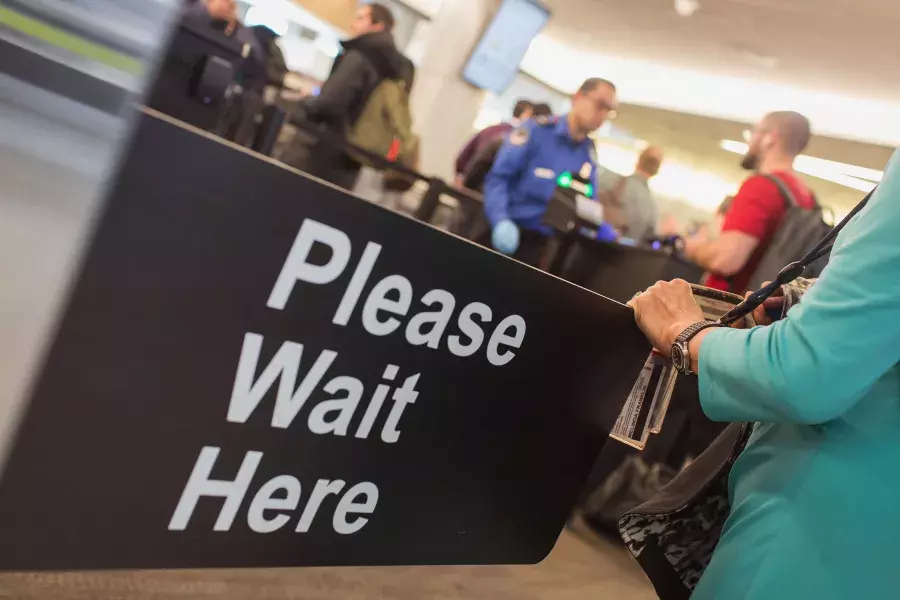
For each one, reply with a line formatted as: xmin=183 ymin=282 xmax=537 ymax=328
xmin=483 ymin=115 xmax=600 ymax=236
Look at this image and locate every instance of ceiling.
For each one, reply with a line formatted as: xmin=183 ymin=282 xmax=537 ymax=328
xmin=611 ymin=102 xmax=891 ymax=214
xmin=544 ymin=0 xmax=900 ymax=102
xmin=521 ymin=0 xmax=900 ymax=146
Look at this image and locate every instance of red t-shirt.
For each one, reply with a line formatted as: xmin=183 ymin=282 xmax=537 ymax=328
xmin=706 ymin=171 xmax=814 ymax=293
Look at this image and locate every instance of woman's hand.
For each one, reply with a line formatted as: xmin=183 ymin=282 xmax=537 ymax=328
xmin=748 ymin=281 xmax=784 ymax=326
xmin=628 ymin=279 xmax=705 ymax=356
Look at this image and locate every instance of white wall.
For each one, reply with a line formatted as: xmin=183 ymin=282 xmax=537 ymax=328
xmin=407 ymin=0 xmax=493 ymax=180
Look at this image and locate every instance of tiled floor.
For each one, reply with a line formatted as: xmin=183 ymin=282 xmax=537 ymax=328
xmin=0 ymin=528 xmax=656 ymax=600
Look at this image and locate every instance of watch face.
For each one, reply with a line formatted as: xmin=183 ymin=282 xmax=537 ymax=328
xmin=672 ymin=344 xmax=686 ymax=372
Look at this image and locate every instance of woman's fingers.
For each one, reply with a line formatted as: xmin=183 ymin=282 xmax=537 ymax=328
xmin=746 ymin=282 xmax=784 ymax=326
xmin=628 ymin=280 xmax=706 ymax=353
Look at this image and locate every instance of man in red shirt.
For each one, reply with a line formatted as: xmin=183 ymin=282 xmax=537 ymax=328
xmin=685 ymin=111 xmax=815 ymax=293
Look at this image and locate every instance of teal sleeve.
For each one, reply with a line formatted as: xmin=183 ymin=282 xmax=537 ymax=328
xmin=699 ymin=152 xmax=900 ymax=424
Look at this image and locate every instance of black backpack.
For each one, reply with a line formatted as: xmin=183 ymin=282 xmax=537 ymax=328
xmin=747 ymin=174 xmax=832 ymax=291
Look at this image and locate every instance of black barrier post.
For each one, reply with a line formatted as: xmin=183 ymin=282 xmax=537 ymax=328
xmin=414 ymin=177 xmax=445 ymax=223
xmin=545 ymin=232 xmax=581 ymax=276
xmin=252 ymin=105 xmax=285 ymax=156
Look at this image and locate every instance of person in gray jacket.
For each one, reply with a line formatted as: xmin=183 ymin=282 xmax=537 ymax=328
xmin=599 ymin=146 xmax=663 ymax=242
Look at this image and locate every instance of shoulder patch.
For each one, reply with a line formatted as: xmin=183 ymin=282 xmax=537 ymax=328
xmin=588 ymin=145 xmax=598 ymax=163
xmin=509 ymin=127 xmax=530 ymax=146
xmin=534 ymin=115 xmax=554 ymax=127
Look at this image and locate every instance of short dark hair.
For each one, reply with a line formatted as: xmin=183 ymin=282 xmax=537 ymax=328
xmin=531 ymin=103 xmax=553 ymax=117
xmin=577 ymin=77 xmax=616 ymax=95
xmin=367 ymin=2 xmax=395 ymax=32
xmin=764 ymin=111 xmax=811 ymax=156
xmin=512 ymin=99 xmax=533 ymax=119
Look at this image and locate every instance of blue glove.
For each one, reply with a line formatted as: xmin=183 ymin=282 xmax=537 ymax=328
xmin=492 ymin=219 xmax=520 ymax=255
xmin=596 ymin=222 xmax=619 ymax=243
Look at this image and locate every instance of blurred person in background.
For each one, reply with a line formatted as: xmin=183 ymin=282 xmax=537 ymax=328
xmin=627 ymin=149 xmax=900 ymax=599
xmin=531 ymin=103 xmax=553 ymax=118
xmin=714 ymin=195 xmax=734 ymax=232
xmin=459 ymin=102 xmax=554 ymax=193
xmin=657 ymin=213 xmax=682 ymax=237
xmin=184 ymin=0 xmax=255 ymax=47
xmin=598 ymin=146 xmax=663 ymax=242
xmin=249 ymin=25 xmax=287 ymax=91
xmin=289 ymin=3 xmax=413 ymax=189
xmin=686 ymin=195 xmax=735 ymax=246
xmin=221 ymin=25 xmax=288 ymax=147
xmin=183 ymin=0 xmax=266 ymax=143
xmin=684 ymin=112 xmax=814 ymax=293
xmin=455 ymin=100 xmax=534 ymax=187
xmin=482 ymin=78 xmax=617 ymax=266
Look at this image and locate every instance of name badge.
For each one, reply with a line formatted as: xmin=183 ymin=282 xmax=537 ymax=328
xmin=533 ymin=168 xmax=556 ymax=179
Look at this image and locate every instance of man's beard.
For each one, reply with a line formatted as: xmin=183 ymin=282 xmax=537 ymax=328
xmin=741 ymin=152 xmax=759 ymax=171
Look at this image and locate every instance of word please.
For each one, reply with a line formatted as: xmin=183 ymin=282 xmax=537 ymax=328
xmin=267 ymin=220 xmax=527 ymax=367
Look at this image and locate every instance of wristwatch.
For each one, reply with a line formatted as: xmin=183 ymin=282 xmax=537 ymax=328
xmin=671 ymin=321 xmax=721 ymax=375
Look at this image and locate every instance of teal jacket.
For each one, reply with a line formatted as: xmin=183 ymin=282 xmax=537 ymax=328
xmin=693 ymin=151 xmax=900 ymax=600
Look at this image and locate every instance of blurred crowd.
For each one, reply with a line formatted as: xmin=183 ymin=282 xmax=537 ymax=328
xmin=183 ymin=0 xmax=816 ymax=296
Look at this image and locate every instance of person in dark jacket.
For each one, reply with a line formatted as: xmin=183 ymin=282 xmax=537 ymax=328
xmin=455 ymin=100 xmax=533 ymax=187
xmin=461 ymin=103 xmax=553 ymax=193
xmin=297 ymin=3 xmax=412 ymax=190
xmin=183 ymin=0 xmax=260 ymax=58
xmin=223 ymin=25 xmax=289 ymax=148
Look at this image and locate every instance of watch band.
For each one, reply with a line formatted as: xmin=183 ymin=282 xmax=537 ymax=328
xmin=672 ymin=320 xmax=721 ymax=375
xmin=675 ymin=320 xmax=720 ymax=345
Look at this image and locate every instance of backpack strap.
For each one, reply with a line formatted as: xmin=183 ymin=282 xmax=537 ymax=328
xmin=762 ymin=173 xmax=798 ymax=208
xmin=763 ymin=173 xmax=819 ymax=209
xmin=719 ymin=187 xmax=874 ymax=326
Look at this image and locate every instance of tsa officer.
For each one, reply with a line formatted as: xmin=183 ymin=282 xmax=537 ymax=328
xmin=483 ymin=78 xmax=618 ymax=266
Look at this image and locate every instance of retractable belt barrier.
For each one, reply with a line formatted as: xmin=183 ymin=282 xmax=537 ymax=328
xmin=257 ymin=106 xmax=485 ymax=229
xmin=0 ymin=109 xmax=650 ymax=570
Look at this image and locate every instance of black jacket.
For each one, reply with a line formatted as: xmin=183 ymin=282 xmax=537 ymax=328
xmin=304 ymin=31 xmax=413 ymax=134
xmin=249 ymin=25 xmax=288 ymax=91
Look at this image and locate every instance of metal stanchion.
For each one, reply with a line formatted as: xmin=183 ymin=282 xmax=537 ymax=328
xmin=252 ymin=105 xmax=286 ymax=156
xmin=414 ymin=177 xmax=445 ymax=223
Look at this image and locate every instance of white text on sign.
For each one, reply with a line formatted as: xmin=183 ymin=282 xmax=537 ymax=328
xmin=169 ymin=219 xmax=529 ymax=534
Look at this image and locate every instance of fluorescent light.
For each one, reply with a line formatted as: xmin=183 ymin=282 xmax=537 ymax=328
xmin=720 ymin=140 xmax=749 ymax=154
xmin=520 ymin=34 xmax=900 ymax=147
xmin=719 ymin=140 xmax=880 ymax=192
xmin=245 ymin=5 xmax=289 ymax=35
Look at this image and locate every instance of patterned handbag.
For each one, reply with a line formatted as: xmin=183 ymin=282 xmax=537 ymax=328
xmin=617 ymin=277 xmax=816 ymax=599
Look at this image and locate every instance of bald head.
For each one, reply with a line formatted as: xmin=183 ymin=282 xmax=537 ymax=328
xmin=762 ymin=111 xmax=811 ymax=157
xmin=741 ymin=111 xmax=811 ymax=171
xmin=636 ymin=146 xmax=663 ymax=177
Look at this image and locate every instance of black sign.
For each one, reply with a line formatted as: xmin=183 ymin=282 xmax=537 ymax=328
xmin=0 ymin=111 xmax=649 ymax=570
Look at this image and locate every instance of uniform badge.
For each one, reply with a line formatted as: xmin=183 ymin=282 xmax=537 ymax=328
xmin=579 ymin=162 xmax=592 ymax=179
xmin=533 ymin=168 xmax=555 ymax=179
xmin=509 ymin=128 xmax=529 ymax=146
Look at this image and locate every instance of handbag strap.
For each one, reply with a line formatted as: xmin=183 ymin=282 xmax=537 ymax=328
xmin=718 ymin=187 xmax=875 ymax=326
